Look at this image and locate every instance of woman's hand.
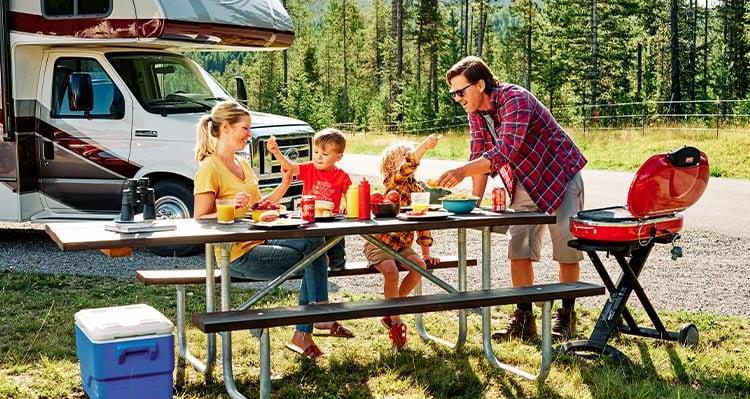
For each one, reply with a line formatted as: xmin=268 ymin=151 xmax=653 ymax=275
xmin=437 ymin=167 xmax=466 ymax=188
xmin=233 ymin=191 xmax=252 ymax=209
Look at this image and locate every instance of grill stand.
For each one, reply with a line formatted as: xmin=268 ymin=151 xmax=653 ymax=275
xmin=555 ymin=235 xmax=697 ymax=363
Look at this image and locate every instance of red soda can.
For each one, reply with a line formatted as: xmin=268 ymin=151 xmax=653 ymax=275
xmin=300 ymin=195 xmax=316 ymax=223
xmin=492 ymin=187 xmax=506 ymax=212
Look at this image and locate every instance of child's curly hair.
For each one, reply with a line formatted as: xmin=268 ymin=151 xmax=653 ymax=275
xmin=379 ymin=142 xmax=415 ymax=176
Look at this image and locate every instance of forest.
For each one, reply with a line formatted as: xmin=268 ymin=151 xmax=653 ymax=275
xmin=189 ymin=0 xmax=749 ymax=133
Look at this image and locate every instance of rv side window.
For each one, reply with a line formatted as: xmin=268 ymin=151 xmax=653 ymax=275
xmin=43 ymin=0 xmax=111 ymax=18
xmin=51 ymin=58 xmax=124 ymax=119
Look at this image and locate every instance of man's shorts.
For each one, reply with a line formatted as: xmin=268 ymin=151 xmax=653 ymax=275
xmin=364 ymin=242 xmax=419 ymax=266
xmin=507 ymin=172 xmax=584 ymax=263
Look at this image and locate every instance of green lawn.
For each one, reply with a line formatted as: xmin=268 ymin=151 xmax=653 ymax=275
xmin=1 ymin=272 xmax=748 ymax=398
xmin=346 ymin=127 xmax=750 ymax=180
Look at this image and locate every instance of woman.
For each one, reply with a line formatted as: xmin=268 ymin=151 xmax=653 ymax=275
xmin=193 ymin=100 xmax=352 ymax=359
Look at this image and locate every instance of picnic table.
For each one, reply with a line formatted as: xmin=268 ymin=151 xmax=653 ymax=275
xmin=46 ymin=210 xmax=603 ymax=399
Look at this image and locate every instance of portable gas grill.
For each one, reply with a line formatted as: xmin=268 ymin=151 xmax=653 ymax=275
xmin=556 ymin=146 xmax=709 ymax=363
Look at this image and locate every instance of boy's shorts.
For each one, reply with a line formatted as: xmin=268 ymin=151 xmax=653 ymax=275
xmin=364 ymin=242 xmax=419 ymax=266
xmin=507 ymin=172 xmax=584 ymax=263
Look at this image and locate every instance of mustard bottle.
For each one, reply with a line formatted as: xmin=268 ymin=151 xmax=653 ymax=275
xmin=346 ymin=185 xmax=359 ymax=218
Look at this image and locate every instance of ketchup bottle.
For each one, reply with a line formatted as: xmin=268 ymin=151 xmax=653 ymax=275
xmin=358 ymin=178 xmax=371 ymax=220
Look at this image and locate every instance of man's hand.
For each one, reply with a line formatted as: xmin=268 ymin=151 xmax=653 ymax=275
xmin=437 ymin=167 xmax=466 ymax=188
xmin=266 ymin=136 xmax=279 ymax=154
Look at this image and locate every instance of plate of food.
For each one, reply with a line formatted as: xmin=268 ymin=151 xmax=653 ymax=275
xmin=250 ymin=218 xmax=308 ymax=229
xmin=399 ymin=204 xmax=442 ymax=212
xmin=396 ymin=210 xmax=454 ymax=221
xmin=314 ymin=214 xmax=346 ymax=222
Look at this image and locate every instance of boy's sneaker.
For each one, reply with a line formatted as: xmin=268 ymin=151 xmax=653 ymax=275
xmin=491 ymin=309 xmax=538 ymax=341
xmin=552 ymin=308 xmax=577 ymax=342
xmin=328 ymin=260 xmax=346 ymax=272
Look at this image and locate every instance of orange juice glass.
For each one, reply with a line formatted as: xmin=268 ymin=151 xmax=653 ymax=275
xmin=410 ymin=192 xmax=430 ymax=212
xmin=216 ymin=199 xmax=236 ymax=224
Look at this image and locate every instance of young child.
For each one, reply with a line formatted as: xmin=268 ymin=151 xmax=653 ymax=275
xmin=367 ymin=134 xmax=440 ymax=348
xmin=266 ymin=128 xmax=351 ymax=272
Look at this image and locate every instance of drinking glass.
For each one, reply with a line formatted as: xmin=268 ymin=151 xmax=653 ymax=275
xmin=410 ymin=192 xmax=430 ymax=213
xmin=215 ymin=199 xmax=236 ymax=224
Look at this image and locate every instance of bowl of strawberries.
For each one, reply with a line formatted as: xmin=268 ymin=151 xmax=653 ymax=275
xmin=370 ymin=190 xmax=401 ymax=218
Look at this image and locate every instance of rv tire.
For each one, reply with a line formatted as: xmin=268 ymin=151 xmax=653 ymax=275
xmin=150 ymin=179 xmax=200 ymax=257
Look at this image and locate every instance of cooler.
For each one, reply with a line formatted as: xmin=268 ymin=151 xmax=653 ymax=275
xmin=74 ymin=304 xmax=175 ymax=399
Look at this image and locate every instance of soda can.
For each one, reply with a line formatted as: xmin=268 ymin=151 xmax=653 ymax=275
xmin=492 ymin=187 xmax=506 ymax=212
xmin=300 ymin=195 xmax=316 ymax=223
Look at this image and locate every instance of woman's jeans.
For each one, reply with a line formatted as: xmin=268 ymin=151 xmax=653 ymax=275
xmin=230 ymin=237 xmax=329 ymax=333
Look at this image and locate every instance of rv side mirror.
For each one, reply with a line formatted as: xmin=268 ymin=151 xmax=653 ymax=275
xmin=68 ymin=73 xmax=93 ymax=112
xmin=235 ymin=76 xmax=248 ymax=106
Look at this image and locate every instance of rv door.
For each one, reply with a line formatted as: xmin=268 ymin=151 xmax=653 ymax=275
xmin=37 ymin=53 xmax=134 ymax=213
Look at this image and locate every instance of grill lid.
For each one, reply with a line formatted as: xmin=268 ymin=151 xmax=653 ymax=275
xmin=627 ymin=146 xmax=709 ymax=218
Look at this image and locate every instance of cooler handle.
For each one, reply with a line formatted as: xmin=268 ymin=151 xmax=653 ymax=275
xmin=116 ymin=342 xmax=158 ymax=364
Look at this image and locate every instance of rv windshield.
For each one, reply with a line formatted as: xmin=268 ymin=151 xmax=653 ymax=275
xmin=107 ymin=52 xmax=229 ymax=115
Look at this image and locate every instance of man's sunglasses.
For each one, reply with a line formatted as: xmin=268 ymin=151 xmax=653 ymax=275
xmin=449 ymin=83 xmax=474 ymax=99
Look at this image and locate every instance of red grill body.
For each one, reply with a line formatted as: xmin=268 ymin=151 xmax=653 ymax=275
xmin=570 ymin=147 xmax=709 ymax=242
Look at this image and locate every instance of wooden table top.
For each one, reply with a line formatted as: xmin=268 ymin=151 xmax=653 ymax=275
xmin=46 ymin=210 xmax=556 ymax=251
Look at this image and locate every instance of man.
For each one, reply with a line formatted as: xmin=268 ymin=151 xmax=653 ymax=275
xmin=437 ymin=56 xmax=586 ymax=341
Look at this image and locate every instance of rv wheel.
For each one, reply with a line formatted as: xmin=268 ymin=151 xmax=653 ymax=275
xmin=150 ymin=179 xmax=200 ymax=257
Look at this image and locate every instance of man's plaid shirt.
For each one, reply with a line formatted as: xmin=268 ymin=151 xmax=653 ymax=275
xmin=376 ymin=152 xmax=433 ymax=251
xmin=468 ymin=84 xmax=586 ymax=213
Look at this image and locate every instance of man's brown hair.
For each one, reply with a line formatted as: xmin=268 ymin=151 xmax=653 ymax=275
xmin=314 ymin=128 xmax=347 ymax=153
xmin=445 ymin=56 xmax=499 ymax=94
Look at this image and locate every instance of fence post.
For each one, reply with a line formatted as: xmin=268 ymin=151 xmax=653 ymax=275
xmin=715 ymin=97 xmax=720 ymax=139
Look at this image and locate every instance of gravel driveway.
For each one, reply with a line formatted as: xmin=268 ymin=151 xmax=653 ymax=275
xmin=2 ymin=224 xmax=748 ymax=317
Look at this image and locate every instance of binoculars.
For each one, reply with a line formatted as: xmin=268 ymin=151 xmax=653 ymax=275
xmin=118 ymin=178 xmax=156 ymax=222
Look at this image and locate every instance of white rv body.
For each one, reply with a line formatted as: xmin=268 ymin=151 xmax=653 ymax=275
xmin=0 ymin=0 xmax=311 ymax=242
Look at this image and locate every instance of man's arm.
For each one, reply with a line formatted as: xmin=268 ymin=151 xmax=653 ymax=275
xmin=266 ymin=136 xmax=301 ymax=175
xmin=471 ymin=173 xmax=488 ymax=205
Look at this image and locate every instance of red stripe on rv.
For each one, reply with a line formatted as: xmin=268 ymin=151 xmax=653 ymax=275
xmin=9 ymin=12 xmax=292 ymax=47
xmin=34 ymin=118 xmax=140 ymax=178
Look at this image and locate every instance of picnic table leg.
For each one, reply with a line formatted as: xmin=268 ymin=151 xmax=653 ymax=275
xmin=205 ymin=244 xmax=217 ymax=376
xmin=414 ymin=227 xmax=468 ymax=350
xmin=215 ymin=242 xmax=249 ymax=399
xmin=174 ymin=244 xmax=218 ymax=376
xmin=480 ymin=227 xmax=552 ymax=382
xmin=258 ymin=328 xmax=271 ymax=399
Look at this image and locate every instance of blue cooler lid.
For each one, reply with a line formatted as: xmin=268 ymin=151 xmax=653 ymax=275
xmin=75 ymin=304 xmax=173 ymax=341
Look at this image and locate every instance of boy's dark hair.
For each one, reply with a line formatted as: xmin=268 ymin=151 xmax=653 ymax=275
xmin=445 ymin=56 xmax=499 ymax=94
xmin=314 ymin=128 xmax=347 ymax=153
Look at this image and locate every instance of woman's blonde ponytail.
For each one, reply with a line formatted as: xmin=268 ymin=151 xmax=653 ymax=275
xmin=194 ymin=101 xmax=250 ymax=162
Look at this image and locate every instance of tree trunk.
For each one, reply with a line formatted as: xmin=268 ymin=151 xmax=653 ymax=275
xmin=526 ymin=0 xmax=533 ymax=90
xmin=343 ymin=0 xmax=349 ymax=120
xmin=390 ymin=0 xmax=403 ymax=106
xmin=375 ymin=2 xmax=382 ymax=87
xmin=637 ymin=43 xmax=642 ymax=99
xmin=590 ymin=0 xmax=598 ymax=108
xmin=670 ymin=0 xmax=683 ymax=114
xmin=431 ymin=45 xmax=438 ymax=114
xmin=463 ymin=0 xmax=469 ymax=56
xmin=475 ymin=0 xmax=486 ymax=57
xmin=704 ymin=0 xmax=708 ymax=99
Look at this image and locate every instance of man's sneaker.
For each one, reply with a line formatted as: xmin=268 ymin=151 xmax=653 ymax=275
xmin=491 ymin=309 xmax=538 ymax=341
xmin=552 ymin=308 xmax=577 ymax=341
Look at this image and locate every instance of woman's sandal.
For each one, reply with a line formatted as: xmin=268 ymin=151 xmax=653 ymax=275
xmin=328 ymin=321 xmax=355 ymax=338
xmin=285 ymin=342 xmax=324 ymax=359
xmin=388 ymin=321 xmax=408 ymax=348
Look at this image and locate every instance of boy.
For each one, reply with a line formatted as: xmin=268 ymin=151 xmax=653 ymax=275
xmin=266 ymin=128 xmax=351 ymax=271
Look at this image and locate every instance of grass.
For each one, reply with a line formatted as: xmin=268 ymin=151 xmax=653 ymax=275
xmin=345 ymin=127 xmax=750 ymax=180
xmin=1 ymin=271 xmax=749 ymax=398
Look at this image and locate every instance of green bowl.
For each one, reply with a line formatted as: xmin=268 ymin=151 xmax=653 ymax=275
xmin=440 ymin=199 xmax=477 ymax=214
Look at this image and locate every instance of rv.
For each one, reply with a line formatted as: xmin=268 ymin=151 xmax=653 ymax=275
xmin=0 ymin=0 xmax=313 ymax=254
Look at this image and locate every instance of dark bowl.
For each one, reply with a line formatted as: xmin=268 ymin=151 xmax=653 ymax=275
xmin=371 ymin=202 xmax=400 ymax=218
